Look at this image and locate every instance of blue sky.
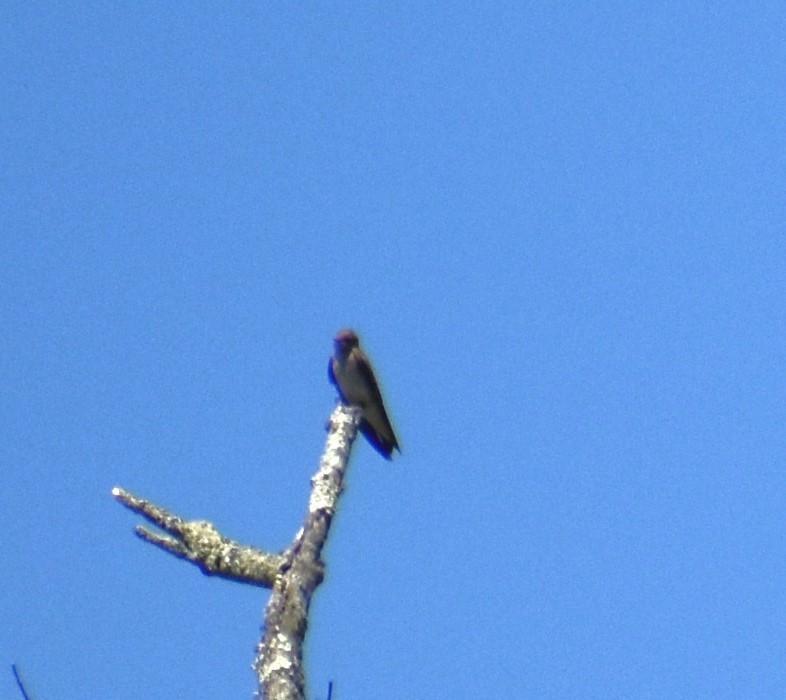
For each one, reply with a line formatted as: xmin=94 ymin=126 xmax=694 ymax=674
xmin=3 ymin=3 xmax=786 ymax=698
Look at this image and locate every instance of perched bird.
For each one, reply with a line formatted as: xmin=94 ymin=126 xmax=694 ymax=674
xmin=328 ymin=329 xmax=400 ymax=459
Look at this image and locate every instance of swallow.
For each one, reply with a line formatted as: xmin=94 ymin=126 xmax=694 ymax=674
xmin=328 ymin=329 xmax=400 ymax=459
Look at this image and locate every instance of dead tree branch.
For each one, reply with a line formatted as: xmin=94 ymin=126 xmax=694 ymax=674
xmin=112 ymin=487 xmax=282 ymax=587
xmin=253 ymin=404 xmax=359 ymax=699
xmin=113 ymin=404 xmax=361 ymax=699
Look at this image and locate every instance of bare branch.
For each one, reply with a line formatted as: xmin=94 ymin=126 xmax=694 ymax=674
xmin=114 ymin=403 xmax=362 ymax=698
xmin=12 ymin=664 xmax=33 ymax=700
xmin=254 ymin=404 xmax=360 ymax=700
xmin=112 ymin=487 xmax=282 ymax=587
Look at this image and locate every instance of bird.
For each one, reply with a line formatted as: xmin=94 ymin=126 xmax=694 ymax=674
xmin=328 ymin=329 xmax=400 ymax=459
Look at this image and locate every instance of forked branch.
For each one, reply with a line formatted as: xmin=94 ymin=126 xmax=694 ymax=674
xmin=113 ymin=404 xmax=361 ymax=700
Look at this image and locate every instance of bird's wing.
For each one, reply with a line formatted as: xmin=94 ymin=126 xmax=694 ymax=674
xmin=359 ymin=419 xmax=395 ymax=460
xmin=355 ymin=359 xmax=399 ymax=454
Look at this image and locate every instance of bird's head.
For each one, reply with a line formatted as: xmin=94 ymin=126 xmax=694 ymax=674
xmin=334 ymin=328 xmax=360 ymax=354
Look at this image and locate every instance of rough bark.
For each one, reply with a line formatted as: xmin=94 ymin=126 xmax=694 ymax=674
xmin=113 ymin=403 xmax=361 ymax=699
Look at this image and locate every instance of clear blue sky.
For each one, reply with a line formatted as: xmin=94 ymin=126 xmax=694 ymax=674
xmin=3 ymin=4 xmax=786 ymax=698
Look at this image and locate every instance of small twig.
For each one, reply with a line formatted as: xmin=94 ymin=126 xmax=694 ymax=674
xmin=112 ymin=488 xmax=283 ymax=587
xmin=12 ymin=664 xmax=32 ymax=700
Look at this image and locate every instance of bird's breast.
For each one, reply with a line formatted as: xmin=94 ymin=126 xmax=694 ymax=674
xmin=334 ymin=358 xmax=371 ymax=407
